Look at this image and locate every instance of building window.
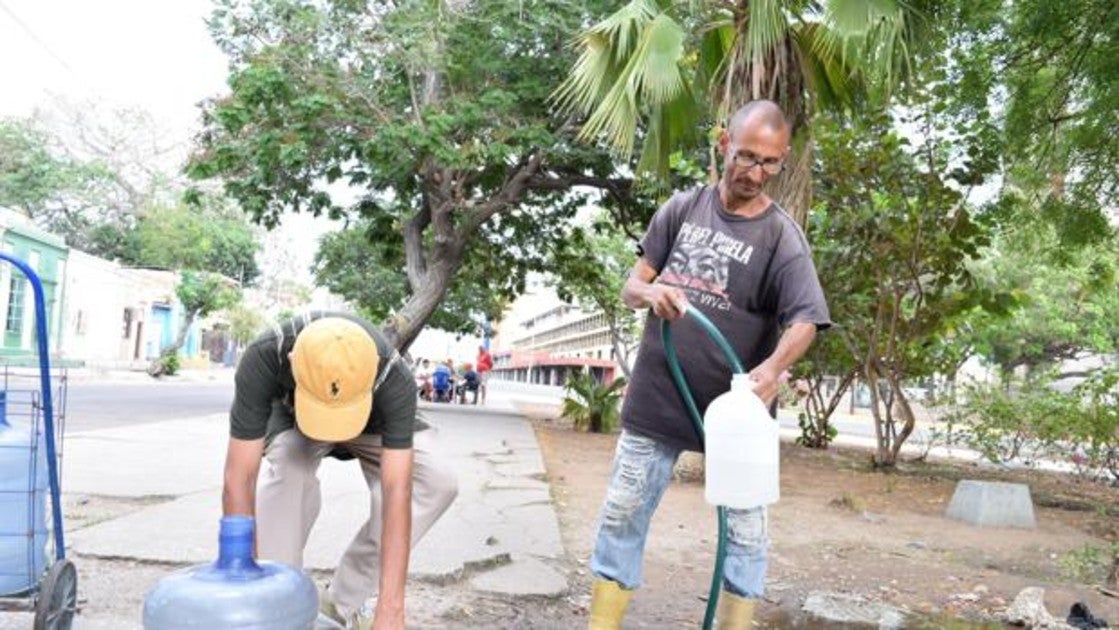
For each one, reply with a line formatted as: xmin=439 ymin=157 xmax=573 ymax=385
xmin=5 ymin=275 xmax=25 ymax=334
xmin=123 ymin=308 xmax=133 ymax=339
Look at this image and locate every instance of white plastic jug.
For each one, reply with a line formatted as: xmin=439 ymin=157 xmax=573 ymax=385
xmin=704 ymin=373 xmax=780 ymax=509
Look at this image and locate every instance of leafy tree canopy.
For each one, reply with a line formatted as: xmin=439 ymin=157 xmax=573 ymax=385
xmin=963 ymin=222 xmax=1119 ymax=375
xmin=190 ymin=0 xmax=647 ymax=349
xmin=121 ymin=196 xmax=262 ymax=285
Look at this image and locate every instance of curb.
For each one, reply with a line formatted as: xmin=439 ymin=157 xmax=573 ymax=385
xmin=418 ymin=401 xmax=524 ymax=418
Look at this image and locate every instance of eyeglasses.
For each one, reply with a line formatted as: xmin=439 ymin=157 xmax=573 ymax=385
xmin=730 ymin=151 xmax=785 ymax=175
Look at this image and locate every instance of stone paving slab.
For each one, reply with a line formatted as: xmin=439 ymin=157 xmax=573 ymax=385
xmin=65 ymin=406 xmax=567 ymax=597
xmin=470 ymin=554 xmax=568 ymax=597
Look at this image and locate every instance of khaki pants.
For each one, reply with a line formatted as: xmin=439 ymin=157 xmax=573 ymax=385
xmin=256 ymin=428 xmax=458 ymax=618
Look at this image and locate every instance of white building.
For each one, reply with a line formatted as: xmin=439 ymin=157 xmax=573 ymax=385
xmin=491 ymin=280 xmax=621 ymax=386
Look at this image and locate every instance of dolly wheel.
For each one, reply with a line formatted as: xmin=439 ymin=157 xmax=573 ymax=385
xmin=34 ymin=559 xmax=76 ymax=630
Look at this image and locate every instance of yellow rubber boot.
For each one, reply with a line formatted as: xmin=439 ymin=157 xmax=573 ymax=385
xmin=715 ymin=590 xmax=757 ymax=630
xmin=588 ymin=579 xmax=633 ymax=630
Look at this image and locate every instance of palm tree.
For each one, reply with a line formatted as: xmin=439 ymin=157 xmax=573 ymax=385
xmin=553 ymin=0 xmax=933 ymax=226
xmin=561 ymin=373 xmax=628 ymax=433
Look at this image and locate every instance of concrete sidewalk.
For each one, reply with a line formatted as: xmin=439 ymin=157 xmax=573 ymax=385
xmin=3 ymin=387 xmax=569 ymax=628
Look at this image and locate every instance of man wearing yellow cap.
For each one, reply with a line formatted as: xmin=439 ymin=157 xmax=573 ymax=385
xmin=221 ymin=312 xmax=458 ymax=630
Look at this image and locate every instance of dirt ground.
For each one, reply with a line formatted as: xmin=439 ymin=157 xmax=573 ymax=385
xmin=527 ymin=405 xmax=1119 ymax=629
xmin=28 ymin=404 xmax=1117 ymax=629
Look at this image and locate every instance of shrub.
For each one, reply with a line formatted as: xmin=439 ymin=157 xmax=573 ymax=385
xmin=561 ymin=373 xmax=626 ymax=433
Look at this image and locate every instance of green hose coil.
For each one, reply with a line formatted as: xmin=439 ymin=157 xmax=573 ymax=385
xmin=661 ymin=308 xmax=745 ymax=630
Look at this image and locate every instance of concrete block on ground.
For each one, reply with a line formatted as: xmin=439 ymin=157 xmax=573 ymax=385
xmin=945 ymin=480 xmax=1036 ymax=528
xmin=469 ymin=555 xmax=567 ymax=597
xmin=802 ymin=591 xmax=907 ymax=629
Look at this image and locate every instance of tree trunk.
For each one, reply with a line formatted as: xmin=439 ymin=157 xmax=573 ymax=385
xmin=765 ymin=132 xmax=813 ymax=227
xmin=382 ymin=263 xmax=457 ymax=352
xmin=866 ymin=364 xmax=895 ymax=467
xmin=147 ymin=308 xmax=199 ymax=377
xmin=171 ymin=309 xmax=200 ymax=354
xmin=887 ymin=373 xmax=918 ymax=464
xmin=590 ymin=411 xmax=603 ymax=434
xmin=604 ymin=311 xmax=633 ymax=380
xmin=802 ymin=370 xmax=855 ymax=449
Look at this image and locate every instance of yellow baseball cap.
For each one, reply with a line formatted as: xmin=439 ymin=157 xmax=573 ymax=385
xmin=291 ymin=317 xmax=379 ymax=442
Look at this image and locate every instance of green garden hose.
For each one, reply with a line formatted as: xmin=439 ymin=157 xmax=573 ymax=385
xmin=661 ymin=308 xmax=746 ymax=630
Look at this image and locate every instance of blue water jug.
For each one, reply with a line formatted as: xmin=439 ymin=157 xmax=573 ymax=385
xmin=142 ymin=516 xmax=318 ymax=629
xmin=0 ymin=393 xmax=49 ymax=597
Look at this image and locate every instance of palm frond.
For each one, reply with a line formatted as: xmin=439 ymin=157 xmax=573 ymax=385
xmin=632 ymin=13 xmax=688 ymax=105
xmin=694 ymin=22 xmax=735 ymax=104
xmin=557 ymin=4 xmax=694 ymax=159
xmin=552 ymin=33 xmax=621 ymax=116
xmin=825 ymin=0 xmax=894 ymax=35
xmin=552 ymin=0 xmax=681 ymax=158
xmin=584 ymin=0 xmax=659 ymax=65
xmin=746 ymin=0 xmax=791 ymax=56
xmin=821 ymin=0 xmax=928 ymax=100
xmin=636 ymin=93 xmax=702 ymax=179
xmin=792 ymin=22 xmax=862 ymax=110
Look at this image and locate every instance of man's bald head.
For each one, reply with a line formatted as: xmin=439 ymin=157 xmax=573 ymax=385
xmin=728 ymin=100 xmax=790 ymax=138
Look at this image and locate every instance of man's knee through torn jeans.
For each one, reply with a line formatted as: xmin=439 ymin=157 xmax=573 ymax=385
xmin=589 ymin=430 xmax=768 ymax=597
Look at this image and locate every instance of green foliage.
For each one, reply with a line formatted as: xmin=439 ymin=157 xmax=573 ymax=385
xmin=963 ymin=225 xmax=1118 ymax=375
xmin=314 ymin=219 xmax=508 ymax=336
xmin=791 ymin=329 xmax=857 ymax=449
xmin=554 ymin=0 xmax=933 ymax=178
xmin=227 ymin=302 xmax=265 ymax=345
xmin=548 ymin=216 xmax=643 ymax=376
xmin=1059 ymin=543 xmax=1119 ymax=584
xmin=811 ymin=110 xmax=1007 ymax=466
xmin=157 ymin=350 xmax=181 ymax=376
xmin=0 ymin=115 xmax=263 ymax=280
xmin=126 ymin=198 xmax=261 ymax=284
xmin=932 ymin=0 xmax=1118 ymax=238
xmin=796 ymin=407 xmax=839 ymax=449
xmin=190 ymin=0 xmax=644 ymax=349
xmin=948 ymin=368 xmax=1119 ymax=483
xmin=177 ymin=271 xmax=241 ymax=320
xmin=0 ymin=117 xmax=120 ymax=248
xmin=561 ymin=373 xmax=627 ymax=433
xmin=0 ymin=118 xmax=79 ymax=210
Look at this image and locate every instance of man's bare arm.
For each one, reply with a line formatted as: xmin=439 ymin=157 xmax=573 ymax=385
xmin=222 ymin=437 xmax=264 ymax=517
xmin=374 ymin=447 xmax=414 ymax=629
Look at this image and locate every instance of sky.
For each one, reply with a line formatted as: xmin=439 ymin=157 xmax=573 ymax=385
xmin=0 ymin=0 xmax=226 ymax=128
xmin=0 ymin=0 xmax=484 ymax=359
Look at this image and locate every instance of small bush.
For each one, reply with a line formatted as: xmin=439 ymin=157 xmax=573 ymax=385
xmin=1059 ymin=543 xmax=1118 ymax=584
xmin=947 ymin=369 xmax=1118 ymax=483
xmin=158 ymin=350 xmax=181 ymax=376
xmin=561 ymin=373 xmax=626 ymax=433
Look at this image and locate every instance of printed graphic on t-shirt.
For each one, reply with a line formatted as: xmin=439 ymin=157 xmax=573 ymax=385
xmin=659 ymin=221 xmax=754 ymax=312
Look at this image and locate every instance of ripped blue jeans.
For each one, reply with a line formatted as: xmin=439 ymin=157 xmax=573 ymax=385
xmin=590 ymin=430 xmax=768 ymax=597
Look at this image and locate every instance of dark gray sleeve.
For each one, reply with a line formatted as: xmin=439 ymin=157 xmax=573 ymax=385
xmin=637 ymin=191 xmax=691 ymax=272
xmin=771 ymin=249 xmax=832 ymax=330
xmin=372 ymin=362 xmax=418 ymax=449
xmin=229 ymin=341 xmax=281 ymax=440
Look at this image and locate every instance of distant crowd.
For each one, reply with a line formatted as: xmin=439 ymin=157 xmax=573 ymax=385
xmin=412 ymin=345 xmax=494 ymax=405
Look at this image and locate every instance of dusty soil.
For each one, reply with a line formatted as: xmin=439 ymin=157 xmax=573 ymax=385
xmin=527 ymin=405 xmax=1119 ymax=629
xmin=16 ymin=404 xmax=1116 ymax=629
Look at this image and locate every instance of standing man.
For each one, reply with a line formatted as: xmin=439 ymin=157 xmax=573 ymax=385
xmin=222 ymin=312 xmax=458 ymax=630
xmin=587 ymin=101 xmax=831 ymax=629
xmin=475 ymin=345 xmax=494 ymax=405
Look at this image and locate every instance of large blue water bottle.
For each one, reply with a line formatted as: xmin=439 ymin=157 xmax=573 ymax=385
xmin=142 ymin=516 xmax=318 ymax=629
xmin=0 ymin=392 xmax=49 ymax=596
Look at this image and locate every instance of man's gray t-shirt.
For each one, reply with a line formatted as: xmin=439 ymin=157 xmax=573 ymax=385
xmin=622 ymin=185 xmax=831 ymax=452
xmin=229 ymin=311 xmax=427 ymax=449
